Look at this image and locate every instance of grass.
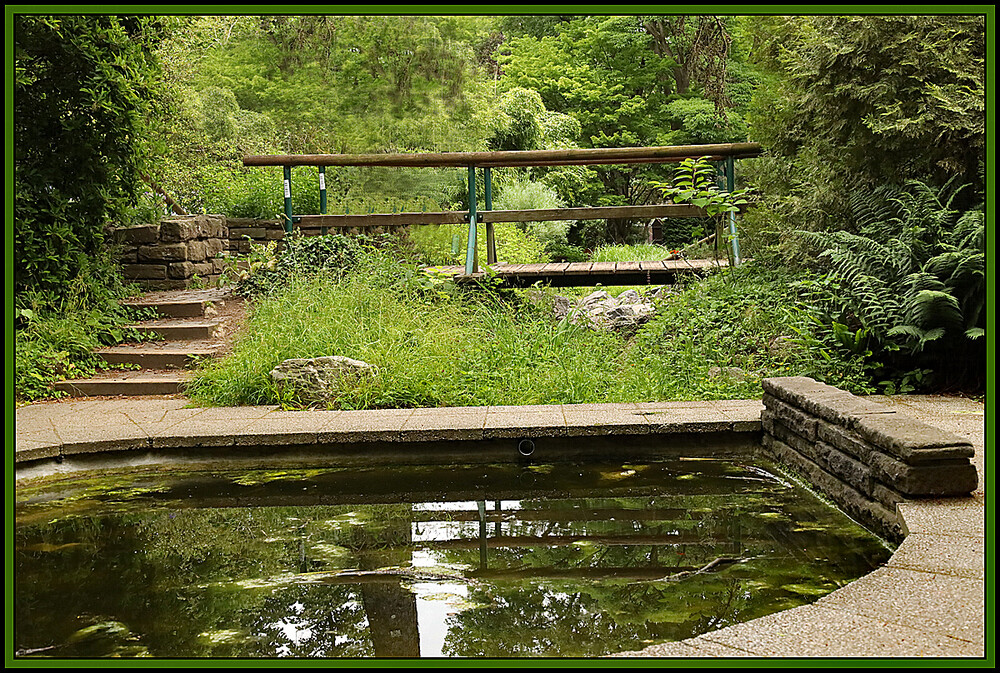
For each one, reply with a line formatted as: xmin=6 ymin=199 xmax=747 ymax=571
xmin=188 ymin=249 xmax=877 ymax=410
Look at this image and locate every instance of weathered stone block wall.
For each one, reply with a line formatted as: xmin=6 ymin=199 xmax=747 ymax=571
xmin=761 ymin=377 xmax=977 ymax=542
xmin=112 ymin=215 xmax=229 ymax=290
xmin=225 ymin=218 xmax=286 ymax=254
xmin=226 ymin=219 xmax=408 ymax=254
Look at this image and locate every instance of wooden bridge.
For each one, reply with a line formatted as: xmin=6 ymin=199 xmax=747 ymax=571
xmin=243 ymin=143 xmax=761 ymax=285
xmin=435 ymin=258 xmax=731 ymax=287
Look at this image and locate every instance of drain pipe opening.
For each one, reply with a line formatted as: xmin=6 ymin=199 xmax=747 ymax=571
xmin=517 ymin=438 xmax=536 ymax=457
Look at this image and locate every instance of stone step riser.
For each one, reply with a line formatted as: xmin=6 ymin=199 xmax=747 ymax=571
xmin=130 ymin=323 xmax=222 ymax=341
xmin=124 ymin=301 xmax=209 ymax=318
xmin=53 ymin=378 xmax=189 ymax=397
xmin=97 ymin=351 xmax=215 ymax=369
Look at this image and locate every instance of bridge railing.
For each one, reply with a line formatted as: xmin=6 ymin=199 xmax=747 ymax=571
xmin=243 ymin=143 xmax=762 ymax=275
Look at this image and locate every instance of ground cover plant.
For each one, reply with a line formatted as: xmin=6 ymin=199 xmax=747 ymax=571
xmin=188 ymin=237 xmax=875 ymax=410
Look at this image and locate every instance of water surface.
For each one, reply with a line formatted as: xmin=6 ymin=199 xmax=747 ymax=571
xmin=15 ymin=459 xmax=891 ymax=658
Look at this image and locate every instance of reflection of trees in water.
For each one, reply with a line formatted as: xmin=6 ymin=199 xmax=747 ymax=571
xmin=15 ymin=462 xmax=891 ymax=658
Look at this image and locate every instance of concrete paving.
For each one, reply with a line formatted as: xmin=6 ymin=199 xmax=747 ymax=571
xmin=13 ymin=394 xmax=988 ymax=660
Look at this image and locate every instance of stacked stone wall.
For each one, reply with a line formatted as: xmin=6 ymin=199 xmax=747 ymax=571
xmin=761 ymin=377 xmax=977 ymax=542
xmin=112 ymin=215 xmax=229 ymax=290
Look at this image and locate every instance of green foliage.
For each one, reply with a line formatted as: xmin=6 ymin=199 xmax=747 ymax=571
xmin=15 ymin=294 xmax=156 ymax=402
xmin=493 ymin=180 xmax=572 ymax=248
xmin=741 ymin=15 xmax=985 ymax=262
xmin=794 ymin=180 xmax=985 ymax=390
xmin=589 ymin=244 xmax=676 ymax=263
xmin=228 ymin=233 xmax=367 ymax=298
xmin=15 ymin=15 xmax=164 ymax=301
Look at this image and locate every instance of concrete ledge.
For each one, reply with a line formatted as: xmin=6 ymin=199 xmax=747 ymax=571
xmin=14 ymin=400 xmax=764 ymax=470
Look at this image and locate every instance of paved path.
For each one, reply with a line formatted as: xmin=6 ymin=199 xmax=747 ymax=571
xmin=13 ymin=394 xmax=988 ymax=659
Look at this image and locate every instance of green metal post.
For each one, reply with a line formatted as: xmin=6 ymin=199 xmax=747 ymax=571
xmin=282 ymin=165 xmax=294 ymax=234
xmin=484 ymin=167 xmax=496 ymax=264
xmin=319 ymin=166 xmax=328 ymax=235
xmin=465 ymin=166 xmax=478 ymax=275
xmin=725 ymin=156 xmax=741 ymax=265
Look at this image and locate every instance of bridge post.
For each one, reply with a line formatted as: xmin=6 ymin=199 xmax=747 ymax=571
xmin=319 ymin=166 xmax=328 ymax=235
xmin=465 ymin=166 xmax=478 ymax=275
xmin=725 ymin=156 xmax=742 ymax=265
xmin=282 ymin=165 xmax=294 ymax=234
xmin=484 ymin=167 xmax=496 ymax=264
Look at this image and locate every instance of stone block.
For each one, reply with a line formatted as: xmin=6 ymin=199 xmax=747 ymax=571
xmin=186 ymin=239 xmax=208 ymax=262
xmin=823 ymin=443 xmax=875 ymax=496
xmin=167 ymin=261 xmax=195 ymax=279
xmin=113 ymin=224 xmax=160 ymax=245
xmin=817 ymin=419 xmax=876 ymax=463
xmin=139 ymin=243 xmax=188 ymax=262
xmin=762 ymin=396 xmax=817 ymax=440
xmin=118 ymin=246 xmax=139 ymax=263
xmin=205 ymin=238 xmax=226 ymax=258
xmin=868 ymin=451 xmax=978 ymax=496
xmin=159 ymin=219 xmax=198 ymax=242
xmin=850 ymin=413 xmax=975 ymax=465
xmin=206 ymin=215 xmax=226 ymax=238
xmin=122 ymin=263 xmax=167 ymax=280
xmin=229 ymin=227 xmax=267 ymax=240
xmin=137 ymin=279 xmax=195 ymax=291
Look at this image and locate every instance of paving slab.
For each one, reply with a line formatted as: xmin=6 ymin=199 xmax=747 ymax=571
xmin=316 ymin=408 xmax=416 ymax=443
xmin=483 ymin=405 xmax=567 ymax=439
xmin=400 ymin=407 xmax=488 ymax=441
xmin=897 ymin=499 xmax=985 ymax=538
xmin=561 ymin=404 xmax=650 ymax=436
xmin=235 ymin=409 xmax=341 ymax=446
xmin=693 ymin=603 xmax=980 ymax=658
xmin=814 ymin=566 xmax=985 ymax=646
xmin=887 ymin=533 xmax=984 ymax=579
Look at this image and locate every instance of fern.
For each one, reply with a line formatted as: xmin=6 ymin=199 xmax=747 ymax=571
xmin=795 ymin=179 xmax=985 ymax=365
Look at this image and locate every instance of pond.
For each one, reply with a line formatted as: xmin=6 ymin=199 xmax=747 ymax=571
xmin=15 ymin=458 xmax=891 ymax=658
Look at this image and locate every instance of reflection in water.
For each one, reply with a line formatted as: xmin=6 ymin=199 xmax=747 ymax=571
xmin=15 ymin=459 xmax=891 ymax=658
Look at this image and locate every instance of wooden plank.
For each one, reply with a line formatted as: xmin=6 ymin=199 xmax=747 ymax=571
xmin=297 ymin=211 xmax=467 ymax=228
xmin=514 ymin=263 xmax=550 ymax=275
xmin=588 ymin=262 xmax=618 ymax=273
xmin=563 ymin=262 xmax=594 ymax=275
xmin=537 ymin=263 xmax=570 ymax=275
xmin=616 ymin=261 xmax=643 ymax=273
xmin=481 ymin=204 xmax=705 ymax=223
xmin=639 ymin=260 xmax=669 ymax=272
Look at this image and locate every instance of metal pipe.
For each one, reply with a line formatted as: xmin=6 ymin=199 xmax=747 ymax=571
xmin=282 ymin=166 xmax=293 ymax=234
xmin=465 ymin=166 xmax=478 ymax=275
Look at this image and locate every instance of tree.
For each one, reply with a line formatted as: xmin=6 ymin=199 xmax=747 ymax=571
xmin=15 ymin=15 xmax=164 ymax=302
xmin=742 ymin=14 xmax=986 ymax=246
xmin=497 ymin=15 xmax=748 ymax=243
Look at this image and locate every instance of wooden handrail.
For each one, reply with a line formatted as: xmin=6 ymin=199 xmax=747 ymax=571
xmin=294 ymin=204 xmax=708 ymax=228
xmin=244 ymin=142 xmax=763 ymax=168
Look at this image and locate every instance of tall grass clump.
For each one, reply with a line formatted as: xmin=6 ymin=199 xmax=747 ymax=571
xmin=590 ymin=244 xmax=678 ymax=263
xmin=187 ymin=250 xmax=622 ymax=409
xmin=189 ymin=248 xmax=881 ymax=409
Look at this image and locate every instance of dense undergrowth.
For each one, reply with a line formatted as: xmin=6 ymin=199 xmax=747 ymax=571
xmin=187 ymin=239 xmax=877 ymax=410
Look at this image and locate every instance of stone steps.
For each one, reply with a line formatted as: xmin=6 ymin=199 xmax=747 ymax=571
xmin=54 ymin=288 xmax=239 ymax=398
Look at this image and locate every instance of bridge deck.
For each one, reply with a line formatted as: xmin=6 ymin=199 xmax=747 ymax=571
xmin=437 ymin=258 xmax=730 ymax=287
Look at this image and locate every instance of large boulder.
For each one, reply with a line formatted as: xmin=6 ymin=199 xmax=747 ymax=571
xmin=269 ymin=355 xmax=374 ymax=406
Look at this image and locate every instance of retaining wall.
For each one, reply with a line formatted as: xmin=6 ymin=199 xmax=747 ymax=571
xmin=115 ymin=216 xmax=408 ymax=288
xmin=760 ymin=377 xmax=977 ymax=541
xmin=112 ymin=215 xmax=229 ymax=290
